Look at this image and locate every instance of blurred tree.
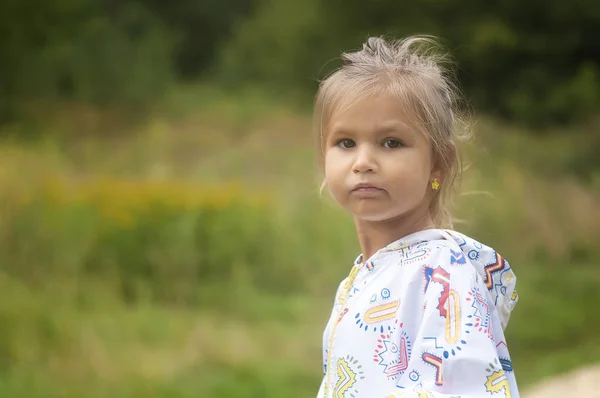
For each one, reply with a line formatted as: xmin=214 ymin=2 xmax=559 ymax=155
xmin=0 ymin=0 xmax=91 ymax=119
xmin=215 ymin=0 xmax=340 ymax=96
xmin=0 ymin=0 xmax=254 ymax=122
xmin=140 ymin=0 xmax=254 ymax=78
xmin=2 ymin=0 xmax=599 ymax=128
xmin=0 ymin=0 xmax=175 ymax=121
xmin=217 ymin=0 xmax=600 ymax=127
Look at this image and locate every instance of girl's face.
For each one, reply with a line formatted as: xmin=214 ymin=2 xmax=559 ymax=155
xmin=324 ymin=93 xmax=439 ymax=222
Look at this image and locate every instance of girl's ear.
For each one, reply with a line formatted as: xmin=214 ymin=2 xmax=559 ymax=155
xmin=431 ymin=141 xmax=456 ymax=183
xmin=430 ymin=151 xmax=443 ymax=181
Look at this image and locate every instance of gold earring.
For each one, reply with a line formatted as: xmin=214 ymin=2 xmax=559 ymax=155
xmin=431 ymin=179 xmax=440 ymax=190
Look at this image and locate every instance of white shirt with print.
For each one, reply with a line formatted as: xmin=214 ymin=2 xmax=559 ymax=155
xmin=317 ymin=229 xmax=520 ymax=398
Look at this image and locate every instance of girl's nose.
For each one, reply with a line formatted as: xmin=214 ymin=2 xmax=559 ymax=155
xmin=352 ymin=146 xmax=376 ymax=174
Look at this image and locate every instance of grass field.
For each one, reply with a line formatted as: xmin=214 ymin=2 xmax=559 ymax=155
xmin=1 ymin=87 xmax=599 ymax=397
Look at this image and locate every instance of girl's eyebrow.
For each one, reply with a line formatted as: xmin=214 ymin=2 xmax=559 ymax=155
xmin=327 ymin=128 xmax=355 ymax=144
xmin=376 ymin=121 xmax=413 ymax=135
xmin=329 ymin=121 xmax=412 ymax=139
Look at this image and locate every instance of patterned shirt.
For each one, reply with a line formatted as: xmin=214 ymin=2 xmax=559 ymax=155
xmin=317 ymin=229 xmax=519 ymax=398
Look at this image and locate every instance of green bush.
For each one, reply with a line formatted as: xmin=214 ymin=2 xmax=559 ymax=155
xmin=0 ymin=178 xmax=283 ymax=304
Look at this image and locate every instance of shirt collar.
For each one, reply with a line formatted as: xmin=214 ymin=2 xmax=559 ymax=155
xmin=353 ymin=228 xmax=449 ymax=270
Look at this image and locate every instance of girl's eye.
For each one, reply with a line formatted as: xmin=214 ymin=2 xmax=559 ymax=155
xmin=336 ymin=139 xmax=356 ymax=149
xmin=383 ymin=139 xmax=403 ymax=149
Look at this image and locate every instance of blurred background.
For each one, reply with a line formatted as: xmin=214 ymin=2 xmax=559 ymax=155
xmin=1 ymin=0 xmax=599 ymax=397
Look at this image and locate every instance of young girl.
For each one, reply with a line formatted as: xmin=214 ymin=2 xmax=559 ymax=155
xmin=314 ymin=36 xmax=520 ymax=397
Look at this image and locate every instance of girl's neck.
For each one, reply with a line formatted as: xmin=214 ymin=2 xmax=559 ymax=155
xmin=354 ymin=210 xmax=435 ymax=263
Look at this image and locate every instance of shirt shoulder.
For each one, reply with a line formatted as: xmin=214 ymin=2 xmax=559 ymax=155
xmin=391 ymin=238 xmax=481 ymax=282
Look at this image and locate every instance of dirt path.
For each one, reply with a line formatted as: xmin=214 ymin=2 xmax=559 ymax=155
xmin=522 ymin=365 xmax=600 ymax=398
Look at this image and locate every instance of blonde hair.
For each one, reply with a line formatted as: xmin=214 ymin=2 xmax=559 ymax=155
xmin=313 ymin=35 xmax=470 ymax=228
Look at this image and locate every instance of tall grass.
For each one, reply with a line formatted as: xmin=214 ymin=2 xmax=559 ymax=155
xmin=0 ymin=91 xmax=599 ymax=397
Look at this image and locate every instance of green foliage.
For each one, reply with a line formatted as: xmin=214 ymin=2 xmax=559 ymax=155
xmin=215 ymin=0 xmax=336 ymax=96
xmin=2 ymin=0 xmax=599 ymax=126
xmin=0 ymin=104 xmax=599 ymax=396
xmin=140 ymin=0 xmax=254 ymax=78
xmin=0 ymin=178 xmax=295 ymax=304
xmin=0 ymin=1 xmax=175 ymax=120
xmin=217 ymin=0 xmax=600 ymax=127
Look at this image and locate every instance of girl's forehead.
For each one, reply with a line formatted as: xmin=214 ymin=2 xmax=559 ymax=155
xmin=326 ymin=93 xmax=420 ymax=134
